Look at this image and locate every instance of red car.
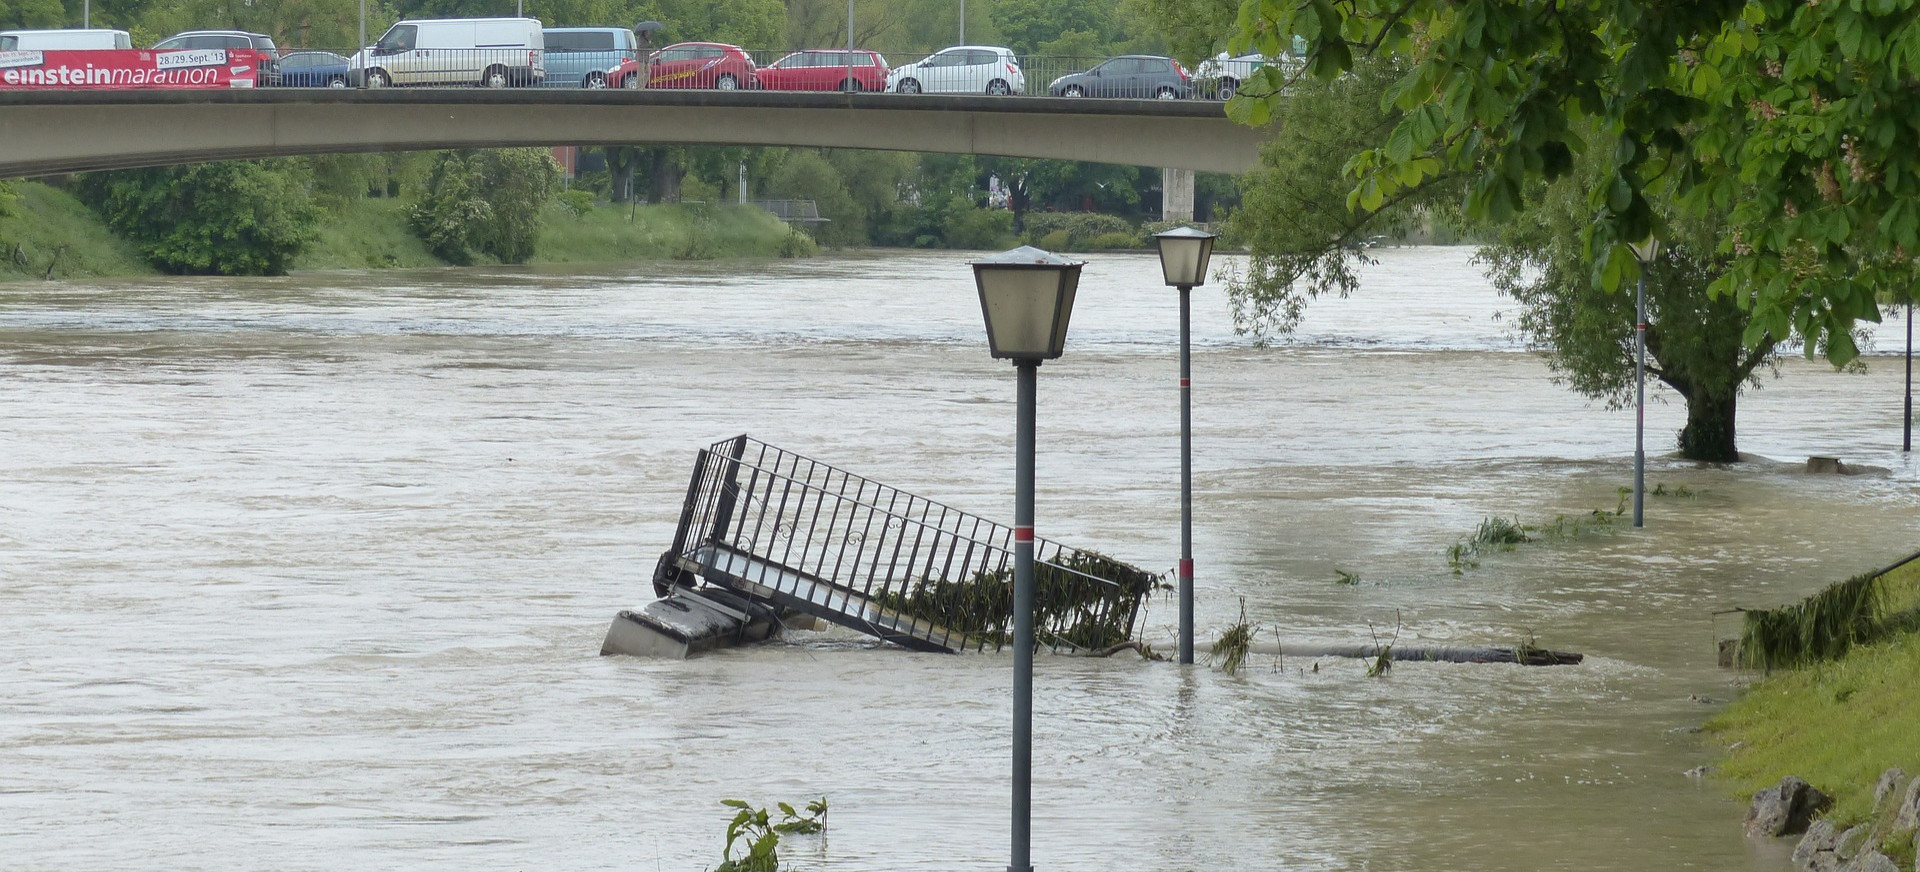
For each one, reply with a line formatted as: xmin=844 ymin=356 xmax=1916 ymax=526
xmin=754 ymin=49 xmax=889 ymax=92
xmin=613 ymin=41 xmax=757 ymax=90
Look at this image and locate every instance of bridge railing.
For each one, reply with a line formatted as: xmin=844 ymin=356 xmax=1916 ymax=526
xmin=262 ymin=47 xmax=1261 ymax=100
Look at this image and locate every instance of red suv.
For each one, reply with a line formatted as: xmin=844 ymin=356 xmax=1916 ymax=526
xmin=755 ymin=49 xmax=889 ymax=92
xmin=613 ymin=41 xmax=757 ymax=90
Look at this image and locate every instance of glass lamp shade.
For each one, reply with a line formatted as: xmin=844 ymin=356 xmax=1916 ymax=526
xmin=971 ymin=246 xmax=1084 ymax=361
xmin=1628 ymin=236 xmax=1663 ymax=264
xmin=1155 ymin=226 xmax=1217 ymax=287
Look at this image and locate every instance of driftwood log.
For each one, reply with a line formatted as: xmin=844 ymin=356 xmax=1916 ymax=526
xmin=1166 ymin=640 xmax=1583 ymax=666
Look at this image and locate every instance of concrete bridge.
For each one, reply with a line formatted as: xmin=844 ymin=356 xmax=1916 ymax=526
xmin=0 ymin=89 xmax=1271 ymax=180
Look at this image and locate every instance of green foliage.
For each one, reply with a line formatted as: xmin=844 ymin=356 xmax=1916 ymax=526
xmin=1085 ymin=231 xmax=1140 ymax=250
xmin=942 ymin=204 xmax=1014 ymax=251
xmin=1219 ymin=0 xmax=1920 ymax=366
xmin=532 ymin=201 xmax=793 ymax=263
xmin=408 ymin=149 xmax=558 ymax=265
xmin=0 ymin=179 xmax=14 ymax=219
xmin=73 ymin=160 xmax=316 ymax=276
xmin=556 ymin=189 xmax=595 ymax=218
xmin=1735 ymin=562 xmax=1920 ymax=672
xmin=1036 ymin=229 xmax=1071 ymax=252
xmin=1022 ymin=212 xmax=1135 ymax=250
xmin=764 ymin=150 xmax=864 ymax=248
xmin=296 ymin=197 xmax=444 ymax=270
xmin=629 ymin=0 xmax=785 ymax=48
xmin=3 ymin=0 xmax=71 ymax=29
xmin=1478 ymin=141 xmax=1779 ymax=462
xmin=1209 ymin=600 xmax=1255 ymax=675
xmin=1333 ymin=568 xmax=1361 ymax=586
xmin=714 ymin=797 xmax=828 ymax=872
xmin=778 ymin=228 xmax=818 ymax=258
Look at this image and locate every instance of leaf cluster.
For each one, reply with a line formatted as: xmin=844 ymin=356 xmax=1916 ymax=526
xmin=407 ymin=148 xmax=558 ymax=265
xmin=72 ymin=159 xmax=317 ymax=276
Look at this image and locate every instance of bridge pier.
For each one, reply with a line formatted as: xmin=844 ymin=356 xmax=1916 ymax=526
xmin=1161 ymin=167 xmax=1195 ymax=223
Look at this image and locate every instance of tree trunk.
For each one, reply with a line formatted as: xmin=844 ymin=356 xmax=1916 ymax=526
xmin=646 ymin=149 xmax=681 ymax=204
xmin=1677 ymin=387 xmax=1739 ymax=462
xmin=604 ymin=147 xmax=639 ymax=204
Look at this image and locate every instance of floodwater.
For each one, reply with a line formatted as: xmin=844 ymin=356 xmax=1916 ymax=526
xmin=2 ymin=247 xmax=1916 ymax=872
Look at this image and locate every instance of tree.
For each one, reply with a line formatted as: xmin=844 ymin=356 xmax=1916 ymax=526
xmin=3 ymin=0 xmax=63 ymax=29
xmin=73 ymin=160 xmax=317 ymax=276
xmin=628 ymin=0 xmax=784 ymax=47
xmin=764 ymin=149 xmax=863 ymax=247
xmin=1481 ymin=157 xmax=1780 ymax=462
xmin=991 ymin=0 xmax=1118 ymax=57
xmin=409 ymin=148 xmax=558 ymax=264
xmin=1224 ymin=0 xmax=1920 ymax=366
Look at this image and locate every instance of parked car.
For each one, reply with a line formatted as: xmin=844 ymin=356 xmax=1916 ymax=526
xmin=153 ymin=30 xmax=279 ymax=81
xmin=1047 ymin=54 xmax=1191 ymax=99
xmin=1193 ymin=52 xmax=1265 ymax=99
xmin=0 ymin=28 xmax=131 ymax=50
xmin=624 ymin=41 xmax=757 ymax=90
xmin=886 ymin=45 xmax=1023 ymax=95
xmin=541 ymin=26 xmax=639 ymax=88
xmin=349 ymin=17 xmax=545 ymax=88
xmin=755 ymin=49 xmax=889 ymax=92
xmin=268 ymin=51 xmax=351 ymax=87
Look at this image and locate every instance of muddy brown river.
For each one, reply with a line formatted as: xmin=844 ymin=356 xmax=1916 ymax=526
xmin=2 ymin=247 xmax=1915 ymax=870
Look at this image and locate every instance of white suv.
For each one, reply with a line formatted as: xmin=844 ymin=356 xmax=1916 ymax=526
xmin=887 ymin=45 xmax=1023 ymax=95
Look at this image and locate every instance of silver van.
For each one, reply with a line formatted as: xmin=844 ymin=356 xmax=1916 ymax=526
xmin=0 ymin=28 xmax=132 ymax=50
xmin=350 ymin=17 xmax=545 ymax=88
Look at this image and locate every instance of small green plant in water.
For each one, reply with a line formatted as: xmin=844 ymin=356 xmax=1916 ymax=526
xmin=1209 ymin=599 xmax=1255 ymax=676
xmin=715 ymin=797 xmax=829 ymax=871
xmin=1334 ymin=568 xmax=1361 ymax=585
xmin=1365 ymin=613 xmax=1402 ymax=678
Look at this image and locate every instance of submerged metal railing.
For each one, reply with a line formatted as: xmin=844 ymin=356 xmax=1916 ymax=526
xmin=656 ymin=435 xmax=1154 ymax=653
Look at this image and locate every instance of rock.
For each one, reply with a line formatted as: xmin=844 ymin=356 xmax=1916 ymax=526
xmin=1794 ymin=820 xmax=1839 ymax=871
xmin=1876 ymin=769 xmax=1911 ymax=815
xmin=1838 ymin=825 xmax=1871 ymax=860
xmin=1897 ymin=775 xmax=1920 ymax=832
xmin=1808 ymin=456 xmax=1848 ymax=474
xmin=1748 ymin=776 xmax=1834 ymax=838
xmin=1848 ymin=851 xmax=1900 ymax=872
xmin=1685 ymin=765 xmax=1715 ymax=778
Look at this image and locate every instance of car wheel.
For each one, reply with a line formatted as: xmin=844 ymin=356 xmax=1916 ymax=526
xmin=840 ymin=78 xmax=862 ymax=92
xmin=716 ymin=74 xmax=738 ymax=90
xmin=986 ymin=79 xmax=1011 ymax=96
xmin=1062 ymin=85 xmax=1084 ymax=97
xmin=1156 ymin=86 xmax=1177 ymax=99
xmin=584 ymin=71 xmax=607 ymax=89
xmin=327 ymin=75 xmax=348 ymax=89
xmin=365 ymin=68 xmax=391 ymax=88
xmin=480 ymin=65 xmax=509 ymax=88
xmin=897 ymin=78 xmax=920 ymax=94
xmin=1218 ymin=78 xmax=1239 ymax=100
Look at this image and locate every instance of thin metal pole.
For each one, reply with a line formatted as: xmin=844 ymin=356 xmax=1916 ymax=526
xmin=1634 ymin=272 xmax=1646 ymax=528
xmin=83 ymin=0 xmax=89 ymax=28
xmin=1177 ymin=284 xmax=1194 ymax=665
xmin=1905 ymin=298 xmax=1913 ymax=453
xmin=846 ymin=0 xmax=855 ymax=92
xmin=960 ymin=0 xmax=966 ymax=44
xmin=1010 ymin=360 xmax=1036 ymax=872
xmin=357 ymin=0 xmax=366 ymax=89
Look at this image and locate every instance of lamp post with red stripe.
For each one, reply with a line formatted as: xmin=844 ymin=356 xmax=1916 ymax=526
xmin=1155 ymin=226 xmax=1217 ymax=665
xmin=1629 ymin=236 xmax=1662 ymax=528
xmin=971 ymin=245 xmax=1083 ymax=872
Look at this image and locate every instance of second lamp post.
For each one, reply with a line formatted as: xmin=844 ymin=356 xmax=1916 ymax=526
xmin=1155 ymin=226 xmax=1217 ymax=665
xmin=1629 ymin=237 xmax=1661 ymax=528
xmin=971 ymin=245 xmax=1083 ymax=872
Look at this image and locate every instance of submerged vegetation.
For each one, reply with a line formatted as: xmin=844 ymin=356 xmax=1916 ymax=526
xmin=1442 ymin=489 xmax=1667 ymax=573
xmin=1733 ymin=558 xmax=1920 ymax=672
xmin=1209 ymin=600 xmax=1256 ymax=676
xmin=874 ymin=550 xmax=1161 ymax=651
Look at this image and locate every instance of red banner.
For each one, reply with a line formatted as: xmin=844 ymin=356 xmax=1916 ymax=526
xmin=0 ymin=48 xmax=265 ymax=90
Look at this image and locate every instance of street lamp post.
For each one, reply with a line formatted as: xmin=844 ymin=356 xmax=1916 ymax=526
xmin=1905 ymin=296 xmax=1913 ymax=453
xmin=971 ymin=245 xmax=1083 ymax=872
xmin=1628 ymin=237 xmax=1662 ymax=528
xmin=1154 ymin=226 xmax=1217 ymax=666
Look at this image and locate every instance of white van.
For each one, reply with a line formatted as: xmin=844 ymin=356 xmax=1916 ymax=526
xmin=350 ymin=18 xmax=544 ymax=88
xmin=0 ymin=29 xmax=133 ymax=50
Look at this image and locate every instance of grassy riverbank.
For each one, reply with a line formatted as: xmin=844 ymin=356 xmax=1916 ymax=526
xmin=0 ymin=182 xmax=154 ymax=281
xmin=1706 ymin=556 xmax=1920 ymax=825
xmin=1 ymin=181 xmax=803 ymax=280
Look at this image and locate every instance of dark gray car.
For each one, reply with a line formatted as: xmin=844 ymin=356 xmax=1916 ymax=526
xmin=1047 ymin=55 xmax=1192 ymax=99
